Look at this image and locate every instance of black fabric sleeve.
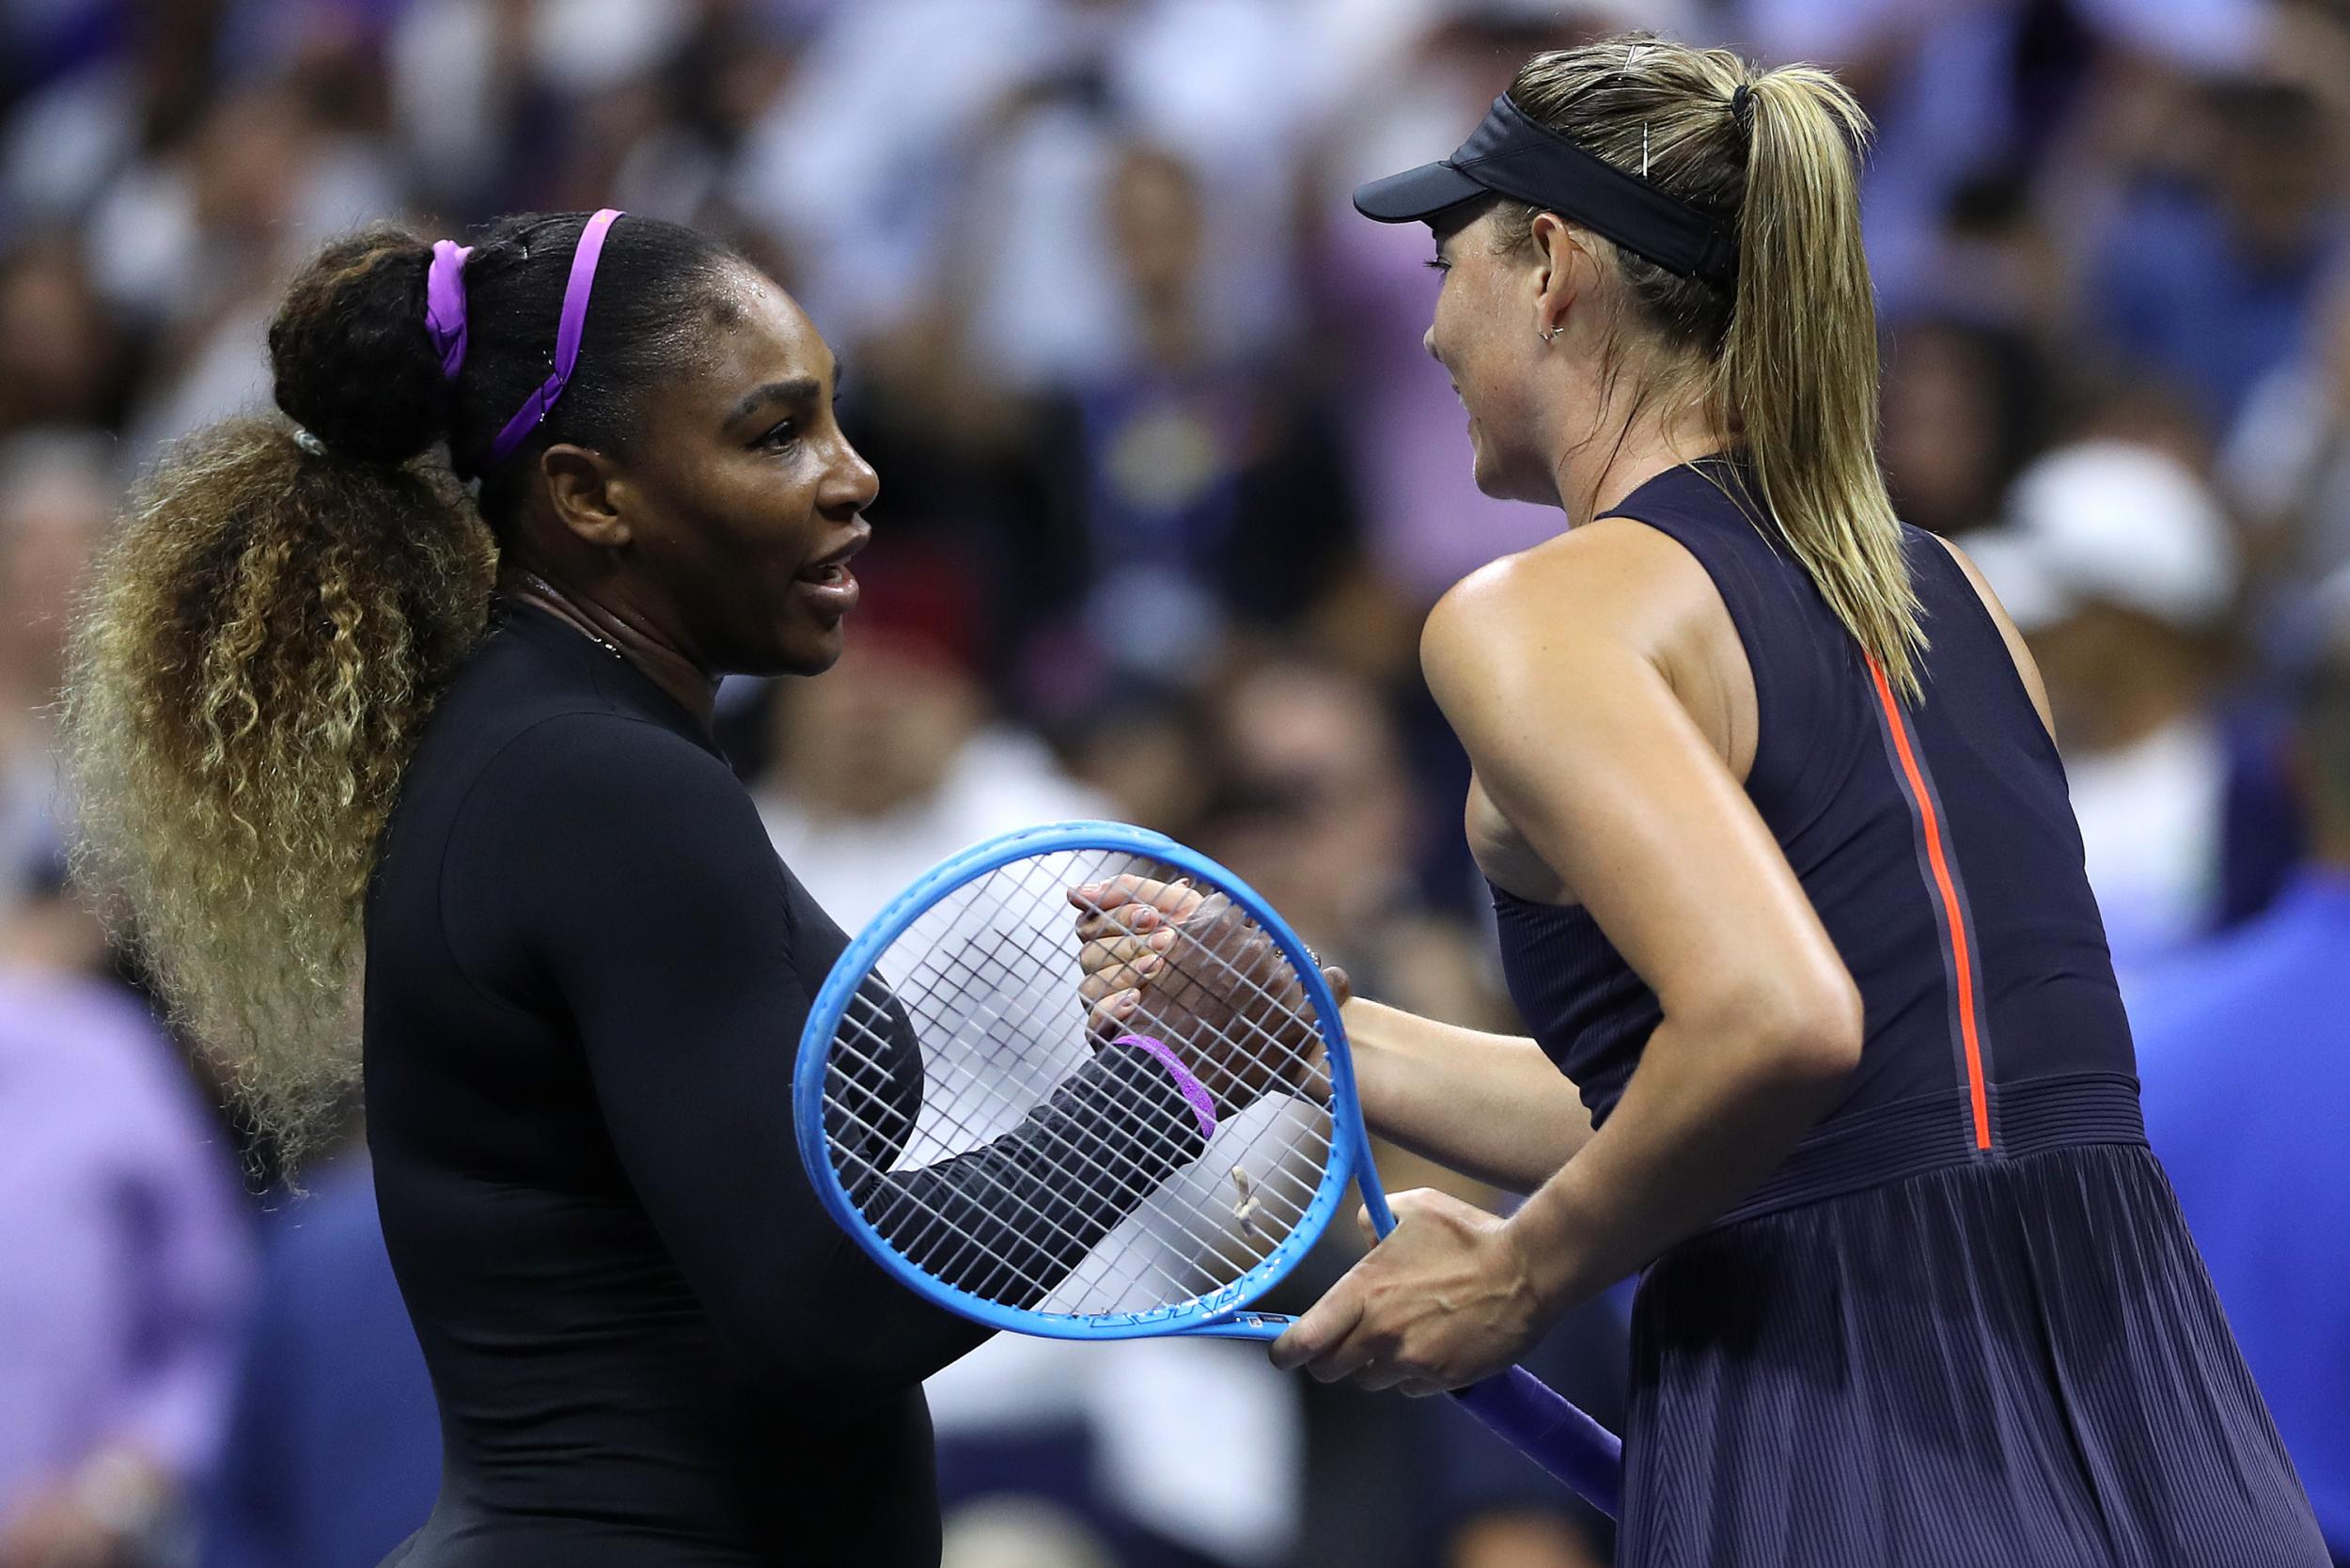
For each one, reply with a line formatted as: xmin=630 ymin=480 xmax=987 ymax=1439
xmin=827 ymin=988 xmax=1206 ymax=1306
xmin=462 ymin=714 xmax=1198 ymax=1400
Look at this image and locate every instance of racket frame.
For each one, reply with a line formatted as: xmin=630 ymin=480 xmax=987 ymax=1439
xmin=791 ymin=819 xmax=1380 ymax=1342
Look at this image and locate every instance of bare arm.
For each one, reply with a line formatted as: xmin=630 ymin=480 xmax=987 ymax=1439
xmin=1269 ymin=525 xmax=1866 ymax=1390
xmin=1424 ymin=530 xmax=1863 ymax=1317
xmin=1069 ymin=893 xmax=1593 ymax=1192
xmin=1343 ymin=998 xmax=1593 ymax=1192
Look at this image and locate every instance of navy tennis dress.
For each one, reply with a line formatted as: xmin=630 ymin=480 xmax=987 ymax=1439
xmin=1491 ymin=462 xmax=2329 ymax=1566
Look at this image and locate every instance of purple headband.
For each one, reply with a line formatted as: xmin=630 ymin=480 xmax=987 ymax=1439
xmin=423 ymin=207 xmax=625 ymax=467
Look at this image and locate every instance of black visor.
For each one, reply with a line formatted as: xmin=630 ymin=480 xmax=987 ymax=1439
xmin=1353 ymin=94 xmax=1737 ymax=289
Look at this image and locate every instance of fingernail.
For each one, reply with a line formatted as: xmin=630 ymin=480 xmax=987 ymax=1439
xmin=1149 ymin=928 xmax=1177 ymax=951
xmin=1133 ymin=907 xmax=1158 ymax=931
xmin=1136 ymin=954 xmax=1163 ymax=977
xmin=1116 ymin=990 xmax=1140 ymax=1014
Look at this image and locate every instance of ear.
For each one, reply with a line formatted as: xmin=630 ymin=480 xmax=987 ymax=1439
xmin=541 ymin=445 xmax=633 ymax=550
xmin=1527 ymin=212 xmax=1590 ymax=337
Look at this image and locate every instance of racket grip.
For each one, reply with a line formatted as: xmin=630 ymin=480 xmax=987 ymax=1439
xmin=1450 ymin=1365 xmax=1623 ymax=1519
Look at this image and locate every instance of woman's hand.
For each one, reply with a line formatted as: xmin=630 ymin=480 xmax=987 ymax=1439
xmin=1266 ymin=1187 xmax=1551 ymax=1394
xmin=1068 ymin=874 xmax=1348 ymax=1108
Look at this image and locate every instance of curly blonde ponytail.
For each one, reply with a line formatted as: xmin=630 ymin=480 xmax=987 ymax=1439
xmin=63 ymin=227 xmax=497 ymax=1168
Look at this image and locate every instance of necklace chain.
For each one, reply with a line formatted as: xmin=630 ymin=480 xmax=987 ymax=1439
xmin=518 ymin=571 xmax=626 ymax=662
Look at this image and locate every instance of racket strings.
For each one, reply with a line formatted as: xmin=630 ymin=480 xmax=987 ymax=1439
xmin=828 ymin=864 xmax=1205 ymax=1295
xmin=829 ymin=856 xmax=1260 ymax=1307
xmin=819 ymin=849 xmax=1336 ymax=1321
xmin=841 ymin=863 xmax=1305 ymax=1303
xmin=839 ymin=975 xmax=1255 ymax=1305
xmin=886 ymin=946 xmax=1287 ymax=1293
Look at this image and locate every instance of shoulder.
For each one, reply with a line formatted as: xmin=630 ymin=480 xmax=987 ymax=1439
xmin=475 ymin=709 xmax=740 ymax=805
xmin=1920 ymin=530 xmax=2059 ymax=736
xmin=456 ymin=711 xmax=769 ymax=876
xmin=1421 ymin=517 xmax=1730 ymax=709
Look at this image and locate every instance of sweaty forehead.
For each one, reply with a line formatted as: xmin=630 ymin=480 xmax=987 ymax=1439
xmin=665 ymin=267 xmax=831 ymax=416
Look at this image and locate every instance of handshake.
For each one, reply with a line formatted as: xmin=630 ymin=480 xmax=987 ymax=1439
xmin=1065 ymin=873 xmax=1351 ymax=1118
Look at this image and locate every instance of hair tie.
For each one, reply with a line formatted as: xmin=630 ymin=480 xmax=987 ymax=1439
xmin=1731 ymin=82 xmax=1755 ymax=133
xmin=425 ymin=239 xmax=474 ymax=382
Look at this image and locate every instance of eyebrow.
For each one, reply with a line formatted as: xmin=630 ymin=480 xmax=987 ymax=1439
xmin=725 ymin=376 xmax=825 ymax=427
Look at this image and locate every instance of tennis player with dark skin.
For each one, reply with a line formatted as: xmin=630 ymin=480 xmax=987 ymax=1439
xmin=63 ymin=211 xmax=1299 ymax=1567
xmin=1076 ymin=38 xmax=2329 ymax=1567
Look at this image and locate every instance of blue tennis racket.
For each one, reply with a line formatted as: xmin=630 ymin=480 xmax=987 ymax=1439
xmin=791 ymin=821 xmax=1622 ymax=1514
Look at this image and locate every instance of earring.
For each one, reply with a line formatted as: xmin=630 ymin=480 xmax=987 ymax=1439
xmin=1540 ymin=326 xmax=1559 ymax=344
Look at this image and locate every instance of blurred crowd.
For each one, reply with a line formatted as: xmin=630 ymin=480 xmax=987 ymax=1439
xmin=3 ymin=0 xmax=2349 ymax=1565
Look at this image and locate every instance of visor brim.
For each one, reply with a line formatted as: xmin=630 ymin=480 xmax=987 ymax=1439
xmin=1352 ymin=161 xmax=1489 ymax=224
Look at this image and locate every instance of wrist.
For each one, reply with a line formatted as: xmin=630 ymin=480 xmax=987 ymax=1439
xmin=1499 ymin=1176 xmax=1596 ymax=1317
xmin=1111 ymin=1032 xmax=1217 ymax=1142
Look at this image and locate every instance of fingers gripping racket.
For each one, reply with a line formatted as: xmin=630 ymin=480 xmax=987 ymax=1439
xmin=791 ymin=822 xmax=1623 ymax=1515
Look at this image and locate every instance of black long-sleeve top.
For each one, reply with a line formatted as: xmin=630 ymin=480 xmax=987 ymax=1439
xmin=363 ymin=604 xmax=1198 ymax=1566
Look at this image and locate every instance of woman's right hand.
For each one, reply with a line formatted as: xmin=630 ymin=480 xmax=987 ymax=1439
xmin=1069 ymin=875 xmax=1346 ymax=1110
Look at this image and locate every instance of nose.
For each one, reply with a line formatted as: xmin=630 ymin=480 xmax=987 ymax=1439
xmin=1422 ymin=326 xmax=1439 ymax=363
xmin=823 ymin=434 xmax=881 ymax=517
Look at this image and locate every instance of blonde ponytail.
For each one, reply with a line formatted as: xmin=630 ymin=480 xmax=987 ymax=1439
xmin=1502 ymin=40 xmax=1926 ymax=696
xmin=1723 ymin=68 xmax=1923 ymax=696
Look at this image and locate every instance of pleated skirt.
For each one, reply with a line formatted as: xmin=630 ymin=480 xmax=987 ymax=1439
xmin=1621 ymin=1143 xmax=2329 ymax=1567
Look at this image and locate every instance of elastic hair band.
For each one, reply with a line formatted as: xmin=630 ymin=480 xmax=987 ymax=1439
xmin=1112 ymin=1034 xmax=1217 ymax=1143
xmin=424 ymin=239 xmax=473 ymax=381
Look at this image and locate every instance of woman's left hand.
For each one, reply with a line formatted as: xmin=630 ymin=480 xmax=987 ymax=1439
xmin=1268 ymin=1187 xmax=1551 ymax=1395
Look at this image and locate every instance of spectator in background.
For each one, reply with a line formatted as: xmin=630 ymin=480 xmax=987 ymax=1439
xmin=0 ymin=895 xmax=249 ymax=1568
xmin=1198 ymin=653 xmax=1493 ymax=1022
xmin=2087 ymin=71 xmax=2347 ymax=427
xmin=1023 ymin=142 xmax=1358 ymax=703
xmin=754 ymin=541 xmax=1111 ymax=931
xmin=1731 ymin=0 xmax=2102 ymax=322
xmin=1965 ymin=438 xmax=2241 ymax=982
xmin=105 ymin=80 xmax=400 ymax=464
xmin=0 ymin=243 xmax=134 ymax=440
xmin=0 ymin=0 xmax=226 ymax=227
xmin=199 ymin=1151 xmax=439 ymax=1568
xmin=733 ymin=0 xmax=1308 ymax=391
xmin=0 ymin=427 xmax=245 ymax=1559
xmin=389 ymin=0 xmax=697 ymax=219
xmin=1881 ymin=315 xmax=2049 ymax=539
xmin=0 ymin=430 xmax=114 ymax=921
xmin=1308 ymin=4 xmax=1585 ymax=607
xmin=1058 ymin=684 xmax=1216 ymax=840
xmin=2135 ymin=579 xmax=2350 ymax=1562
xmin=2226 ymin=260 xmax=2350 ymax=637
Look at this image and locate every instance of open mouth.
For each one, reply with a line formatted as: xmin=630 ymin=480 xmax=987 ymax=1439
xmin=797 ymin=528 xmax=869 ymax=586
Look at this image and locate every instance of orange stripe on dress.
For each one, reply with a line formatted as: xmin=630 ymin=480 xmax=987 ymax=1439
xmin=1867 ymin=657 xmax=1993 ymax=1152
